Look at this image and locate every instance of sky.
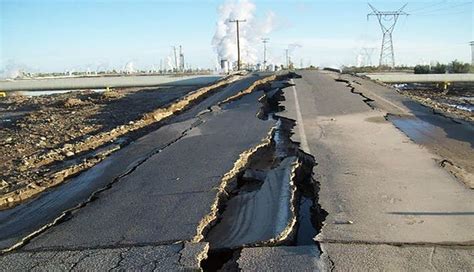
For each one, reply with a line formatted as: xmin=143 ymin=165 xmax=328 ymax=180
xmin=0 ymin=0 xmax=473 ymax=74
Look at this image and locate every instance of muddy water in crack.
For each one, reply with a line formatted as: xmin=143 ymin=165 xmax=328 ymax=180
xmin=201 ymin=75 xmax=325 ymax=271
xmin=273 ymin=117 xmax=320 ymax=245
xmin=203 ymin=117 xmax=322 ymax=271
xmin=204 ymin=116 xmax=321 ymax=249
xmin=296 ymin=196 xmax=317 ymax=245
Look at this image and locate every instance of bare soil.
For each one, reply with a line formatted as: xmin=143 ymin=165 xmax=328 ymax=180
xmin=396 ymin=83 xmax=473 ymax=122
xmin=0 ymin=86 xmax=194 ymax=203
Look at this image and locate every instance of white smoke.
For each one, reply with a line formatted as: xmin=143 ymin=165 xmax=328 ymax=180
xmin=0 ymin=60 xmax=30 ymax=79
xmin=123 ymin=61 xmax=135 ymax=74
xmin=166 ymin=55 xmax=174 ymax=70
xmin=288 ymin=43 xmax=302 ymax=53
xmin=212 ymin=0 xmax=276 ymax=66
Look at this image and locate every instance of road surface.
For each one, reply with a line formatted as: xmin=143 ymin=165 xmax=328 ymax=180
xmin=269 ymin=70 xmax=474 ymax=271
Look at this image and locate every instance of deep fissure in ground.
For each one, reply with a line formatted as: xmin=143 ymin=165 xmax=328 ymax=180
xmin=201 ymin=74 xmax=327 ymax=271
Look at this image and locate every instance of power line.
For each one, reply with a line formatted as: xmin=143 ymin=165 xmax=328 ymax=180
xmin=416 ymin=9 xmax=471 ymax=16
xmin=407 ymin=1 xmax=447 ymax=13
xmin=414 ymin=2 xmax=471 ymax=15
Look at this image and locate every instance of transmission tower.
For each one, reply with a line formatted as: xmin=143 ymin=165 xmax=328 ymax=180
xmin=368 ymin=3 xmax=408 ymax=67
xmin=470 ymin=41 xmax=474 ymax=65
xmin=261 ymin=38 xmax=269 ymax=70
xmin=179 ymin=45 xmax=185 ymax=72
xmin=362 ymin=47 xmax=376 ymax=66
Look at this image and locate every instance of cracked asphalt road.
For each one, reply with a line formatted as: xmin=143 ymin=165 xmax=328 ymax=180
xmin=0 ymin=74 xmax=269 ymax=250
xmin=1 ymin=71 xmax=473 ymax=271
xmin=0 ymin=74 xmax=279 ymax=270
xmin=269 ymin=70 xmax=474 ymax=271
xmin=21 ymin=90 xmax=274 ymax=250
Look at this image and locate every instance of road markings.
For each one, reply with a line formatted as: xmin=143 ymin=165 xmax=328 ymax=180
xmin=290 ymin=79 xmax=310 ymax=153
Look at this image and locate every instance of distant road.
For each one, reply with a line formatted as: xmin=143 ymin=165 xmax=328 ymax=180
xmin=363 ymin=73 xmax=474 ymax=83
xmin=0 ymin=74 xmax=222 ymax=91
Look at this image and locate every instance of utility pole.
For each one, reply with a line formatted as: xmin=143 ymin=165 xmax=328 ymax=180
xmin=173 ymin=46 xmax=178 ymax=72
xmin=179 ymin=45 xmax=185 ymax=72
xmin=368 ymin=3 xmax=408 ymax=67
xmin=262 ymin=38 xmax=269 ymax=70
xmin=285 ymin=49 xmax=289 ymax=69
xmin=229 ymin=19 xmax=246 ymax=70
xmin=470 ymin=41 xmax=474 ymax=65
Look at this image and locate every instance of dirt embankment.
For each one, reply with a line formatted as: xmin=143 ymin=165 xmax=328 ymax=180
xmin=396 ymin=84 xmax=473 ymax=122
xmin=0 ymin=76 xmax=239 ymax=209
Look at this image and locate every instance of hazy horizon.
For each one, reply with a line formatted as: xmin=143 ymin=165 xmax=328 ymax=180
xmin=1 ymin=0 xmax=472 ymax=76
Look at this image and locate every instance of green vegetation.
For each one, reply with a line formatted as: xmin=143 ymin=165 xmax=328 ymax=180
xmin=413 ymin=65 xmax=430 ymax=74
xmin=448 ymin=60 xmax=471 ymax=73
xmin=414 ymin=60 xmax=471 ymax=74
xmin=343 ymin=60 xmax=473 ymax=75
xmin=342 ymin=65 xmax=413 ymax=74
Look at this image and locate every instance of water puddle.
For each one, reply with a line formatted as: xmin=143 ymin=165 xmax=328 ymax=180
xmin=386 ymin=115 xmax=439 ymax=144
xmin=296 ymin=196 xmax=317 ymax=245
xmin=444 ymin=103 xmax=474 ymax=112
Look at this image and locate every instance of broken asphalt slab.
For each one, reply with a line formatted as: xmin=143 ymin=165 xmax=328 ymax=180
xmin=282 ymin=70 xmax=474 ymax=270
xmin=0 ymin=74 xmax=270 ymax=251
xmin=19 ymin=90 xmax=275 ymax=250
xmin=238 ymin=245 xmax=322 ymax=272
xmin=206 ymin=156 xmax=299 ymax=249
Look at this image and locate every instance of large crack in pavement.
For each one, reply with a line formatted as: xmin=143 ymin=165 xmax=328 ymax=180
xmin=336 ymin=76 xmax=474 ymax=189
xmin=1 ymin=119 xmax=204 ymax=254
xmin=198 ymin=73 xmax=328 ymax=271
xmin=335 ymin=78 xmax=375 ymax=109
xmin=1 ymin=74 xmax=280 ymax=254
xmin=1 ymin=75 xmax=241 ymax=210
xmin=0 ymin=73 xmax=329 ymax=270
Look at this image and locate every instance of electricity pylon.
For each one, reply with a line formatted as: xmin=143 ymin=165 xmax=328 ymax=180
xmin=368 ymin=3 xmax=408 ymax=67
xmin=262 ymin=38 xmax=269 ymax=70
xmin=362 ymin=47 xmax=376 ymax=66
xmin=470 ymin=41 xmax=474 ymax=65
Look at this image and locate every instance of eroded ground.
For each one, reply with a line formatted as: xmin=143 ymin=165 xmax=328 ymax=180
xmin=394 ymin=82 xmax=473 ymax=122
xmin=0 ymin=87 xmax=192 ymax=193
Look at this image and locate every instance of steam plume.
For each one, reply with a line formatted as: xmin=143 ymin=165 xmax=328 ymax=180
xmin=212 ymin=0 xmax=276 ymax=65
